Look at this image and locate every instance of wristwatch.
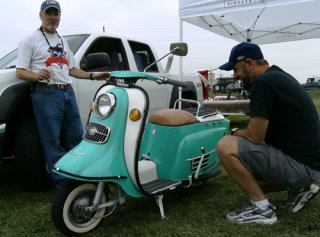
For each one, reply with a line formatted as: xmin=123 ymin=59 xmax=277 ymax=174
xmin=231 ymin=127 xmax=239 ymax=135
xmin=89 ymin=73 xmax=94 ymax=80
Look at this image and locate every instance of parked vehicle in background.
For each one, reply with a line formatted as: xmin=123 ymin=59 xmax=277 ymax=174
xmin=211 ymin=78 xmax=248 ymax=100
xmin=213 ymin=77 xmax=236 ymax=93
xmin=226 ymin=80 xmax=242 ymax=91
xmin=302 ymin=77 xmax=320 ymax=90
xmin=0 ymin=33 xmax=206 ymax=190
xmin=226 ymin=81 xmax=249 ymax=100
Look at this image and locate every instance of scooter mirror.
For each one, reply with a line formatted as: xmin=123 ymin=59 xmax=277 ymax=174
xmin=170 ymin=42 xmax=188 ymax=56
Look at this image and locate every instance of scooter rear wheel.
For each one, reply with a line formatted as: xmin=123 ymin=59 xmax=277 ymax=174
xmin=51 ymin=180 xmax=108 ymax=235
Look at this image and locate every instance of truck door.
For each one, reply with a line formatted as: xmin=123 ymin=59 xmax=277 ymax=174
xmin=76 ymin=37 xmax=129 ymax=126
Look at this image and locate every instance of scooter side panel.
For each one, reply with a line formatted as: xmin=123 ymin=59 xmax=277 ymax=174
xmin=139 ymin=119 xmax=229 ymax=180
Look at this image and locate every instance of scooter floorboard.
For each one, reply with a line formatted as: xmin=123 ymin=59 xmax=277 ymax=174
xmin=142 ymin=179 xmax=182 ymax=195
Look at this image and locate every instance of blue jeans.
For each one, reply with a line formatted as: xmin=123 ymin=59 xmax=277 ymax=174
xmin=31 ymin=86 xmax=84 ymax=187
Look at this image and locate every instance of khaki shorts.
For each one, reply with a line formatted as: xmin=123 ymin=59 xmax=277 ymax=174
xmin=238 ymin=137 xmax=320 ymax=190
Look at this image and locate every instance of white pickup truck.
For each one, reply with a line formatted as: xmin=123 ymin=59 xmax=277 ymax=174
xmin=0 ymin=33 xmax=207 ymax=190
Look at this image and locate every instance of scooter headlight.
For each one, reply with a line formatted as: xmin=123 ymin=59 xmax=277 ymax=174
xmin=94 ymin=93 xmax=116 ymax=119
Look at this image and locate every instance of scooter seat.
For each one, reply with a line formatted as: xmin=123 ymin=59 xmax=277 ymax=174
xmin=149 ymin=109 xmax=196 ymax=126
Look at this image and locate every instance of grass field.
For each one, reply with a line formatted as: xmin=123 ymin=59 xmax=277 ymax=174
xmin=0 ymin=91 xmax=320 ymax=236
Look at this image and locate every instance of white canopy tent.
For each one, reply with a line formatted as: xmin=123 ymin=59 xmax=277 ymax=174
xmin=177 ymin=0 xmax=320 ymax=112
xmin=178 ymin=0 xmax=320 ymax=44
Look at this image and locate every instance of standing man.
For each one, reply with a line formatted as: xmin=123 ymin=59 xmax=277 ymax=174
xmin=217 ymin=42 xmax=320 ymax=224
xmin=16 ymin=0 xmax=109 ymax=187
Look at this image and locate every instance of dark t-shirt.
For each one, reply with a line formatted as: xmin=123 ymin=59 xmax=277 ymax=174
xmin=250 ymin=65 xmax=320 ymax=170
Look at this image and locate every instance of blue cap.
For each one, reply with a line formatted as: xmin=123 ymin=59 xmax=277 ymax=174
xmin=219 ymin=42 xmax=264 ymax=71
xmin=41 ymin=0 xmax=61 ymax=12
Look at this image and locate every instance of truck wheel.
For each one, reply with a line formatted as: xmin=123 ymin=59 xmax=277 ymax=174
xmin=52 ymin=181 xmax=107 ymax=235
xmin=14 ymin=110 xmax=53 ymax=190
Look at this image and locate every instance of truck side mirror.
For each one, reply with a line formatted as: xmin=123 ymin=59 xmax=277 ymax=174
xmin=170 ymin=43 xmax=188 ymax=56
xmin=144 ymin=42 xmax=188 ymax=73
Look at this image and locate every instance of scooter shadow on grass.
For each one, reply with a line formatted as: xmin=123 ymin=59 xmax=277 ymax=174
xmin=92 ymin=176 xmax=227 ymax=231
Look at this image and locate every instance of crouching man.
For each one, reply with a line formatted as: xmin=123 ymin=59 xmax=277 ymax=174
xmin=217 ymin=42 xmax=320 ymax=224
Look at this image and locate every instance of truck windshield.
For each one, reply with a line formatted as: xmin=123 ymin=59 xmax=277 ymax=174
xmin=0 ymin=34 xmax=90 ymax=69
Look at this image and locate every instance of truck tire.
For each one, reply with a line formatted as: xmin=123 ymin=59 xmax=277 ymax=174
xmin=14 ymin=110 xmax=53 ymax=191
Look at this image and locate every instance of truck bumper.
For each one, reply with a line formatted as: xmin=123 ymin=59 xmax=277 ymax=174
xmin=0 ymin=123 xmax=5 ymax=158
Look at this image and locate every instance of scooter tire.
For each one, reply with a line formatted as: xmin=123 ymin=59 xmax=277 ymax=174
xmin=51 ymin=180 xmax=107 ymax=236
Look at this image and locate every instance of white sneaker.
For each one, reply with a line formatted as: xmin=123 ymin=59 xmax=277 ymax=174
xmin=280 ymin=184 xmax=320 ymax=213
xmin=226 ymin=200 xmax=278 ymax=225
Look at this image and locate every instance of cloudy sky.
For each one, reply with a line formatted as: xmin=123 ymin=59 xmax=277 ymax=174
xmin=1 ymin=0 xmax=320 ymax=83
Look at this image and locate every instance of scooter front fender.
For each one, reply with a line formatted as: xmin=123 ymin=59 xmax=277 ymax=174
xmin=54 ymin=139 xmax=127 ymax=180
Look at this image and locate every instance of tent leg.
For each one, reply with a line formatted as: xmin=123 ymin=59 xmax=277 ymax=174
xmin=179 ymin=19 xmax=183 ymax=108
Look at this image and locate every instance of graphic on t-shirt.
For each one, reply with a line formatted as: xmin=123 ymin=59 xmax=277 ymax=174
xmin=45 ymin=43 xmax=69 ymax=69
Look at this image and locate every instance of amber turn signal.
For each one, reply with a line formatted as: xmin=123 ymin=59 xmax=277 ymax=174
xmin=129 ymin=109 xmax=141 ymax=121
xmin=90 ymin=101 xmax=94 ymax=112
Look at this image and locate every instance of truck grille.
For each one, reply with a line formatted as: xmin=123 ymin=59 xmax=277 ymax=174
xmin=83 ymin=122 xmax=110 ymax=144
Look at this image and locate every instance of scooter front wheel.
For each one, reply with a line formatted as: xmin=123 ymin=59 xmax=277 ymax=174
xmin=51 ymin=180 xmax=108 ymax=235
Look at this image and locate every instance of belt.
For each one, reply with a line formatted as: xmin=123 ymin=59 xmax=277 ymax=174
xmin=37 ymin=83 xmax=71 ymax=89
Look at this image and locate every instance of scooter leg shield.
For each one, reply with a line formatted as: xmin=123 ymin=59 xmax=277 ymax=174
xmin=53 ymin=87 xmax=144 ymax=197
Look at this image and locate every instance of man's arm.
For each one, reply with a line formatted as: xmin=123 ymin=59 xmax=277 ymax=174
xmin=69 ymin=67 xmax=109 ymax=80
xmin=232 ymin=116 xmax=269 ymax=144
xmin=16 ymin=68 xmax=51 ymax=82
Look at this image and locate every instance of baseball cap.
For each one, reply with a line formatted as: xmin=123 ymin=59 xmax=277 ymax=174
xmin=219 ymin=42 xmax=264 ymax=71
xmin=41 ymin=0 xmax=61 ymax=12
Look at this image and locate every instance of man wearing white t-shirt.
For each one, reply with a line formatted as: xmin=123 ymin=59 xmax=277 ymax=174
xmin=16 ymin=0 xmax=109 ymax=187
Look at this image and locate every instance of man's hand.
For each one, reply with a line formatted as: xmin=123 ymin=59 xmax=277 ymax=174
xmin=69 ymin=67 xmax=110 ymax=81
xmin=231 ymin=116 xmax=268 ymax=144
xmin=37 ymin=68 xmax=51 ymax=81
xmin=92 ymin=72 xmax=110 ymax=81
xmin=16 ymin=68 xmax=50 ymax=82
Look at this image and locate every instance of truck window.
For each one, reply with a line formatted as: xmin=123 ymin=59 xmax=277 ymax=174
xmin=64 ymin=34 xmax=90 ymax=54
xmin=80 ymin=37 xmax=129 ymax=72
xmin=128 ymin=41 xmax=158 ymax=72
xmin=0 ymin=49 xmax=17 ymax=69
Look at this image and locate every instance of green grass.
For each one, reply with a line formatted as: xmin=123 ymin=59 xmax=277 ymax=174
xmin=307 ymin=89 xmax=320 ymax=117
xmin=0 ymin=90 xmax=320 ymax=236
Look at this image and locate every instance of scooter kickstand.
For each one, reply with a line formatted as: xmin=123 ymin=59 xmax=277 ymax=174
xmin=155 ymin=194 xmax=167 ymax=220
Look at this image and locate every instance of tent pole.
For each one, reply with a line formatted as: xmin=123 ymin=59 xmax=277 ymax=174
xmin=247 ymin=29 xmax=251 ymax=42
xmin=179 ymin=19 xmax=183 ymax=108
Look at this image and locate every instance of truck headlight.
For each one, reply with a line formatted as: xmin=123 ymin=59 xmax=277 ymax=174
xmin=94 ymin=93 xmax=116 ymax=119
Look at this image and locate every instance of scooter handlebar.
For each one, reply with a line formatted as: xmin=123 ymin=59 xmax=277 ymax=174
xmin=163 ymin=78 xmax=187 ymax=88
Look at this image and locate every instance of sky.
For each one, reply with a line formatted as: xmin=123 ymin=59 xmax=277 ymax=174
xmin=1 ymin=0 xmax=320 ymax=83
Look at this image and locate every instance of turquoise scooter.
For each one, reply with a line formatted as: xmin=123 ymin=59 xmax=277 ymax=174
xmin=51 ymin=43 xmax=229 ymax=235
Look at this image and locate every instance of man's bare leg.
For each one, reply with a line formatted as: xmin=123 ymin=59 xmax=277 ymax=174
xmin=217 ymin=135 xmax=266 ymax=201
